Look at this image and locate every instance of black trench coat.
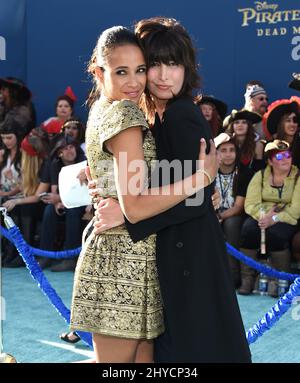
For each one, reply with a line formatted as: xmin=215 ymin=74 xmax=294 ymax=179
xmin=126 ymin=96 xmax=251 ymax=363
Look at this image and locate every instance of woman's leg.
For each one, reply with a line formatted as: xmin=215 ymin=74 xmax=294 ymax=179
xmin=135 ymin=339 xmax=153 ymax=363
xmin=222 ymin=215 xmax=245 ymax=288
xmin=92 ymin=333 xmax=140 ymax=363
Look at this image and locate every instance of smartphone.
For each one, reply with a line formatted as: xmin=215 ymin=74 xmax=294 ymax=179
xmin=39 ymin=192 xmax=49 ymax=198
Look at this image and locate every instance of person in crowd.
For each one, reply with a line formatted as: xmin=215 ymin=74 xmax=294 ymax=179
xmin=69 ymin=24 xmax=222 ymax=363
xmin=61 ymin=117 xmax=86 ymax=153
xmin=243 ymin=83 xmax=268 ymax=139
xmin=289 ymin=73 xmax=300 ymax=92
xmin=215 ymin=136 xmax=254 ymax=288
xmin=194 ymin=94 xmax=227 ymax=137
xmin=288 ymin=74 xmax=300 ymax=265
xmin=2 ymin=128 xmax=50 ymax=266
xmin=38 ymin=134 xmax=87 ymax=271
xmin=0 ymin=119 xmax=23 ymax=266
xmin=224 ymin=109 xmax=265 ymax=171
xmin=0 ymin=77 xmax=36 ymax=138
xmin=262 ymin=98 xmax=300 ymax=168
xmin=238 ymin=140 xmax=300 ymax=297
xmin=80 ymin=20 xmax=250 ymax=363
xmin=40 ymin=86 xmax=77 ymax=136
xmin=0 ymin=119 xmax=23 ymax=200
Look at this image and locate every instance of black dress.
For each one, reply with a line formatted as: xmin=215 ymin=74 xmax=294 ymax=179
xmin=126 ymin=96 xmax=251 ymax=363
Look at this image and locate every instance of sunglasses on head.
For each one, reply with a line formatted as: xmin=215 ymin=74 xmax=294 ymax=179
xmin=257 ymin=96 xmax=268 ymax=102
xmin=273 ymin=151 xmax=292 ymax=161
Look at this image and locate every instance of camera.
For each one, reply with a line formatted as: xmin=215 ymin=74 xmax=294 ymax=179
xmin=57 ymin=207 xmax=65 ymax=215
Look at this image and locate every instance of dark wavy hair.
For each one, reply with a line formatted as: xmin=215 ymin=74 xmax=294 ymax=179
xmin=135 ymin=17 xmax=201 ymax=124
xmin=0 ymin=118 xmax=23 ymax=173
xmin=225 ymin=120 xmax=256 ymax=165
xmin=62 ymin=117 xmax=86 ymax=144
xmin=194 ymin=95 xmax=222 ymax=137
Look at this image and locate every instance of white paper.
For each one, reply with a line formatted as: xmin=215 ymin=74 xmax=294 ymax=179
xmin=58 ymin=160 xmax=91 ymax=208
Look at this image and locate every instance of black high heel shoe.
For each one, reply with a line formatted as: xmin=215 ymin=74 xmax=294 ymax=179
xmin=60 ymin=331 xmax=81 ymax=344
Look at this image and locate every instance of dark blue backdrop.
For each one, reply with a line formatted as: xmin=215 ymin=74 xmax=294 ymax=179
xmin=0 ymin=0 xmax=299 ymax=124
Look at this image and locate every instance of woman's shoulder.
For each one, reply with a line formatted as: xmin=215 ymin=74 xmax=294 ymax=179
xmin=91 ymin=98 xmax=146 ymax=123
xmin=102 ymin=99 xmax=148 ymax=129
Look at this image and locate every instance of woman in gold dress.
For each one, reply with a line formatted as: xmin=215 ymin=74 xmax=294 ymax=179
xmin=70 ymin=25 xmax=217 ymax=363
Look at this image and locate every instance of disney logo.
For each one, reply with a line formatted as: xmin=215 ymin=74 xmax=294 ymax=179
xmin=255 ymin=1 xmax=278 ymax=12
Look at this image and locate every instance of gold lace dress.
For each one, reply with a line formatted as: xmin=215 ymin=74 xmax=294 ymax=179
xmin=70 ymin=97 xmax=164 ymax=339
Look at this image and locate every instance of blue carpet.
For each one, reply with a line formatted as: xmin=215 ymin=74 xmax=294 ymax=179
xmin=2 ymin=267 xmax=300 ymax=363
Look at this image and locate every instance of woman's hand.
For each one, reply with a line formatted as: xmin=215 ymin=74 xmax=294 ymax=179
xmin=258 ymin=215 xmax=275 ymax=229
xmin=198 ymin=139 xmax=218 ymax=184
xmin=86 ymin=166 xmax=103 ymax=204
xmin=212 ymin=188 xmax=221 ymax=210
xmin=41 ymin=193 xmax=60 ymax=205
xmin=258 ymin=206 xmax=276 ymax=229
xmin=93 ymin=198 xmax=125 ymax=234
xmin=2 ymin=198 xmax=19 ymax=212
xmin=77 ymin=168 xmax=88 ymax=186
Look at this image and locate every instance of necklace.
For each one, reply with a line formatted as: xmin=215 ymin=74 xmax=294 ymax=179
xmin=217 ymin=170 xmax=235 ymax=209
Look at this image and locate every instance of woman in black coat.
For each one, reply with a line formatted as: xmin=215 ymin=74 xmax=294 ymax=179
xmin=93 ymin=17 xmax=251 ymax=363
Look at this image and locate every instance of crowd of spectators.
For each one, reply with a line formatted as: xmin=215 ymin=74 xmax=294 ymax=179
xmin=198 ymin=73 xmax=300 ymax=298
xmin=0 ymin=78 xmax=89 ymax=271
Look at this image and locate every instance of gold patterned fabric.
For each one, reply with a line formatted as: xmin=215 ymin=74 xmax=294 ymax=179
xmin=70 ymin=97 xmax=164 ymax=339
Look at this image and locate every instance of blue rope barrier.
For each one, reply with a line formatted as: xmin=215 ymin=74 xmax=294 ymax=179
xmin=3 ymin=224 xmax=299 ymax=279
xmin=29 ymin=246 xmax=81 ymax=258
xmin=246 ymin=277 xmax=300 ymax=344
xmin=226 ymin=242 xmax=299 ymax=281
xmin=3 ymin=224 xmax=92 ymax=348
xmin=1 ymin=225 xmax=80 ymax=258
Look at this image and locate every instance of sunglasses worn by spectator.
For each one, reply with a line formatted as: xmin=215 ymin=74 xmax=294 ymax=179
xmin=273 ymin=151 xmax=291 ymax=160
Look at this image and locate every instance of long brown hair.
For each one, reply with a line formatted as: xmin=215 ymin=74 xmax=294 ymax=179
xmin=226 ymin=120 xmax=256 ymax=165
xmin=21 ymin=152 xmax=43 ymax=196
xmin=276 ymin=112 xmax=299 ymax=140
xmin=135 ymin=17 xmax=201 ymax=125
xmin=194 ymin=96 xmax=222 ymax=137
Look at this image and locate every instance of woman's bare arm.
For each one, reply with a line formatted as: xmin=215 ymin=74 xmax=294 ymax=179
xmin=106 ymin=127 xmax=217 ymax=223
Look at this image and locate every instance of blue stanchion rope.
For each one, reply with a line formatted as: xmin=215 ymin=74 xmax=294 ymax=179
xmin=247 ymin=277 xmax=300 ymax=344
xmin=3 ymin=224 xmax=92 ymax=348
xmin=1 ymin=226 xmax=80 ymax=258
xmin=226 ymin=242 xmax=299 ymax=281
